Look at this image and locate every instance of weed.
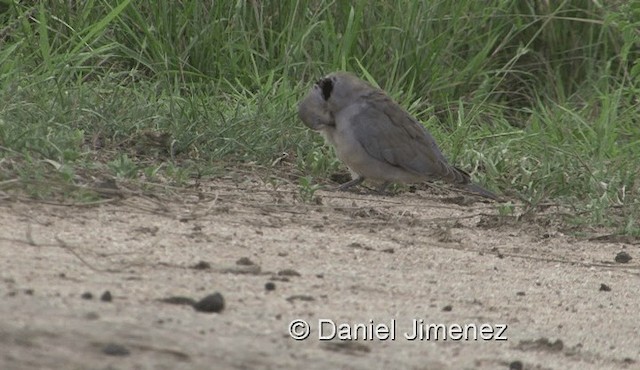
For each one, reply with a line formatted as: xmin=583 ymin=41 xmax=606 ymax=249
xmin=0 ymin=1 xmax=638 ymax=231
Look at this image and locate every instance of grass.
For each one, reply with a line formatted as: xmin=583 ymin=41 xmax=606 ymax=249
xmin=0 ymin=0 xmax=639 ymax=234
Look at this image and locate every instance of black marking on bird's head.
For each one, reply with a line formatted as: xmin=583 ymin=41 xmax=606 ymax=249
xmin=316 ymin=76 xmax=335 ymax=101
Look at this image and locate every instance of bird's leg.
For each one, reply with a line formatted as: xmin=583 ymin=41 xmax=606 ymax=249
xmin=338 ymin=176 xmax=365 ymax=191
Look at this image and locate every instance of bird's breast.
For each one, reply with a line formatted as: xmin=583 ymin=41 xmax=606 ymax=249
xmin=325 ymin=107 xmax=374 ymax=171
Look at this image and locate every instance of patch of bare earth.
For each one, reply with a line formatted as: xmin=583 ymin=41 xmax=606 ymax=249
xmin=0 ymin=177 xmax=638 ymax=370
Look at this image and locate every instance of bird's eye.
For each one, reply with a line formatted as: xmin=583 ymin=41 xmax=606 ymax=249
xmin=319 ymin=77 xmax=333 ymax=101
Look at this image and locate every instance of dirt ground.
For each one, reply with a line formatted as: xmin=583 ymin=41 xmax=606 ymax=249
xmin=1 ymin=175 xmax=638 ymax=370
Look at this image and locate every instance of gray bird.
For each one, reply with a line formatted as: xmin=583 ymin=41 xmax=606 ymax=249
xmin=297 ymin=71 xmax=498 ymax=200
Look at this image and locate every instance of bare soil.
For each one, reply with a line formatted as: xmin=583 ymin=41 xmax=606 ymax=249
xmin=1 ymin=177 xmax=638 ymax=370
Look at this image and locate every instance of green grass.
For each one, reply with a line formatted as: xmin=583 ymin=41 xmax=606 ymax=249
xmin=0 ymin=0 xmax=639 ymax=233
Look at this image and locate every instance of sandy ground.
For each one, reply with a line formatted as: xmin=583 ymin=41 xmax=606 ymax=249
xmin=0 ymin=176 xmax=639 ymax=370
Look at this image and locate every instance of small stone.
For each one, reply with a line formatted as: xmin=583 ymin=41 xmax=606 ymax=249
xmin=193 ymin=293 xmax=224 ymax=313
xmin=278 ymin=269 xmax=301 ymax=277
xmin=102 ymin=343 xmax=130 ymax=356
xmin=101 ymin=291 xmax=112 ymax=302
xmin=81 ymin=292 xmax=93 ymax=300
xmin=614 ymin=251 xmax=632 ymax=263
xmin=509 ymin=360 xmax=523 ymax=370
xmin=265 ymin=282 xmax=276 ymax=291
xmin=192 ymin=261 xmax=211 ymax=270
xmin=516 ymin=291 xmax=526 ymax=296
xmin=599 ymin=283 xmax=611 ymax=292
xmin=236 ymin=257 xmax=255 ymax=266
xmin=442 ymin=305 xmax=453 ymax=312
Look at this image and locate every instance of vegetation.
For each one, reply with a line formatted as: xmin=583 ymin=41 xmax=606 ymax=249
xmin=0 ymin=1 xmax=639 ymax=233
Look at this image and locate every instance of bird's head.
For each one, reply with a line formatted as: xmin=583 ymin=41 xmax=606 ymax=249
xmin=315 ymin=72 xmax=375 ymax=113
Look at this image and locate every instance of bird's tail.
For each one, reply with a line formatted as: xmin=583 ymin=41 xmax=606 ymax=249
xmin=462 ymin=182 xmax=500 ymax=201
xmin=448 ymin=166 xmax=500 ymax=200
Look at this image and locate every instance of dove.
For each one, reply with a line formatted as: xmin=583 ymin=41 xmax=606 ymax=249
xmin=297 ymin=71 xmax=499 ymax=200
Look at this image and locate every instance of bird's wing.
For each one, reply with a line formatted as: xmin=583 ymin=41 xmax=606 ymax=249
xmin=349 ymin=92 xmax=468 ymax=184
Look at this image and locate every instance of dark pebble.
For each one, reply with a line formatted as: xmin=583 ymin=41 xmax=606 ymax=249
xmin=236 ymin=257 xmax=255 ymax=266
xmin=81 ymin=292 xmax=93 ymax=300
xmin=614 ymin=251 xmax=632 ymax=263
xmin=442 ymin=305 xmax=453 ymax=312
xmin=599 ymin=283 xmax=611 ymax=292
xmin=278 ymin=269 xmax=301 ymax=277
xmin=192 ymin=261 xmax=211 ymax=270
xmin=265 ymin=282 xmax=276 ymax=291
xmin=102 ymin=343 xmax=130 ymax=356
xmin=509 ymin=360 xmax=523 ymax=370
xmin=193 ymin=292 xmax=225 ymax=313
xmin=101 ymin=291 xmax=112 ymax=302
